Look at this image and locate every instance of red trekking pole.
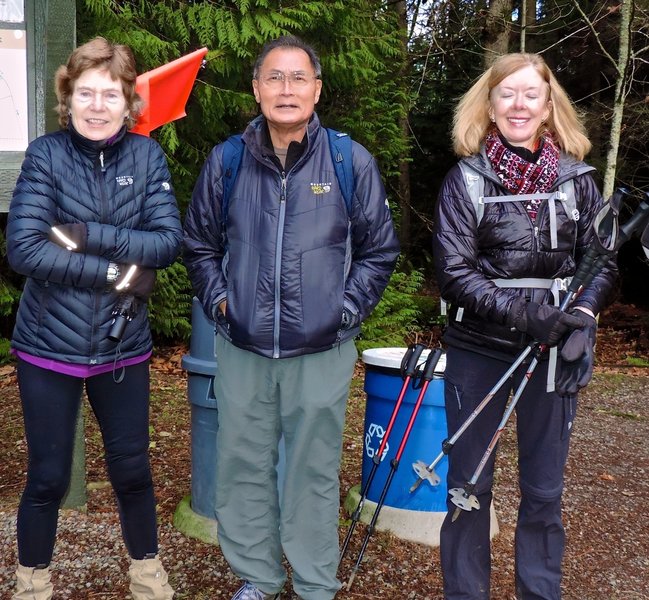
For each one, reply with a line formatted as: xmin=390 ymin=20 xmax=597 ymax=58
xmin=338 ymin=343 xmax=426 ymax=567
xmin=345 ymin=348 xmax=444 ymax=590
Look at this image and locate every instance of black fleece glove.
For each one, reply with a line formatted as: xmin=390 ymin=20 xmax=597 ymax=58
xmin=341 ymin=308 xmax=359 ymax=330
xmin=49 ymin=223 xmax=88 ymax=252
xmin=507 ymin=297 xmax=586 ymax=347
xmin=555 ymin=310 xmax=598 ymax=395
xmin=115 ymin=267 xmax=156 ymax=301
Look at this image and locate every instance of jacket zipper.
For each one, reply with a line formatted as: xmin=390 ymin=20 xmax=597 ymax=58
xmin=272 ymin=172 xmax=288 ymax=358
xmin=90 ymin=150 xmax=109 ymax=361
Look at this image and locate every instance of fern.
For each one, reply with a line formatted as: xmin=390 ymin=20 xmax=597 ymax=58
xmin=147 ymin=261 xmax=192 ymax=341
xmin=356 ymin=266 xmax=425 ymax=355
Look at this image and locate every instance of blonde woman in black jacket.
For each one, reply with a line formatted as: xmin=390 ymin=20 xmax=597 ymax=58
xmin=432 ymin=53 xmax=616 ymax=600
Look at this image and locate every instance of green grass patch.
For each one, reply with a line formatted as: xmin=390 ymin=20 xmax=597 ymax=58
xmin=624 ymin=356 xmax=649 ymax=367
xmin=594 ymin=408 xmax=643 ymax=420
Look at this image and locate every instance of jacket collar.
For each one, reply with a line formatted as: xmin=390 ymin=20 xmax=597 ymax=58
xmin=242 ymin=112 xmax=321 ymax=171
xmin=462 ymin=146 xmax=594 ymax=191
xmin=68 ymin=122 xmax=127 ymax=161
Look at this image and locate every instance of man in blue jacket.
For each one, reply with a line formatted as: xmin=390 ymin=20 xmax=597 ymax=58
xmin=183 ymin=35 xmax=399 ymax=600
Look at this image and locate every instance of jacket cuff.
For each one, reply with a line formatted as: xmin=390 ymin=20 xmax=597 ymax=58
xmin=85 ymin=221 xmax=115 ymax=257
xmin=212 ymin=293 xmax=227 ymax=320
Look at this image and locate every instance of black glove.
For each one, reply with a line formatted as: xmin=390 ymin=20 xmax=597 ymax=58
xmin=555 ymin=310 xmax=598 ymax=395
xmin=507 ymin=297 xmax=586 ymax=347
xmin=49 ymin=223 xmax=87 ymax=252
xmin=341 ymin=307 xmax=359 ymax=330
xmin=115 ymin=267 xmax=156 ymax=301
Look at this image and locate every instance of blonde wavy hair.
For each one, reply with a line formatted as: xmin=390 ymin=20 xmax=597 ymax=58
xmin=452 ymin=53 xmax=591 ymax=160
xmin=54 ymin=37 xmax=143 ymax=130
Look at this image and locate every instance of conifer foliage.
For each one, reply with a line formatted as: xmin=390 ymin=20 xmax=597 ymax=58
xmin=77 ymin=0 xmax=411 ymax=343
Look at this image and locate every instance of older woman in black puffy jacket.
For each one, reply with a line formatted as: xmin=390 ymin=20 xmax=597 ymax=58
xmin=432 ymin=53 xmax=616 ymax=600
xmin=6 ymin=37 xmax=181 ymax=599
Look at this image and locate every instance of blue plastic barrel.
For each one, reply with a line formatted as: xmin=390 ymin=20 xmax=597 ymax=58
xmin=361 ymin=347 xmax=448 ymax=512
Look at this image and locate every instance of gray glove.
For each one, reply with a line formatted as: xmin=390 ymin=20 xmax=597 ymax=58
xmin=115 ymin=267 xmax=156 ymax=301
xmin=508 ymin=297 xmax=586 ymax=347
xmin=555 ymin=310 xmax=598 ymax=395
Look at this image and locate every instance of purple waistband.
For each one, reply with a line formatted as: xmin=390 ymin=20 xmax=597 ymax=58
xmin=13 ymin=350 xmax=152 ymax=378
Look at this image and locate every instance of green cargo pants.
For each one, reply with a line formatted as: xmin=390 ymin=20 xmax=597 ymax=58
xmin=213 ymin=336 xmax=357 ymax=600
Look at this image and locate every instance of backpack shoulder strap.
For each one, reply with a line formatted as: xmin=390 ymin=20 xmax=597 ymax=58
xmin=221 ymin=134 xmax=244 ymax=230
xmin=221 ymin=130 xmax=354 ymax=224
xmin=460 ymin=162 xmax=581 ymax=226
xmin=458 ymin=161 xmax=485 ymax=223
xmin=326 ymin=128 xmax=354 ymax=215
xmin=556 ymin=178 xmax=579 ymax=221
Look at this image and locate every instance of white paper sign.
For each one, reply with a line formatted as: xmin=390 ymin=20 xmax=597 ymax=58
xmin=0 ymin=28 xmax=28 ymax=151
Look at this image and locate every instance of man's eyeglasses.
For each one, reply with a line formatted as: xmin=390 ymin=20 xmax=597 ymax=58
xmin=259 ymin=71 xmax=319 ymax=89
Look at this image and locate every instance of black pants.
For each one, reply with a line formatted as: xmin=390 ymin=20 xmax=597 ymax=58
xmin=440 ymin=346 xmax=576 ymax=600
xmin=16 ymin=359 xmax=158 ymax=566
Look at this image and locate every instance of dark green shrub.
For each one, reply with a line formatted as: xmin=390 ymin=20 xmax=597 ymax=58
xmin=148 ymin=260 xmax=192 ymax=341
xmin=356 ymin=266 xmax=424 ymax=354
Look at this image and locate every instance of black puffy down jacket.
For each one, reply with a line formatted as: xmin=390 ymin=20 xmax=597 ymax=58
xmin=7 ymin=127 xmax=183 ymax=364
xmin=433 ymin=150 xmax=617 ymax=358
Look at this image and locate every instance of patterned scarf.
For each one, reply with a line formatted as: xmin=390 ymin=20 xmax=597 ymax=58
xmin=485 ymin=129 xmax=560 ymax=220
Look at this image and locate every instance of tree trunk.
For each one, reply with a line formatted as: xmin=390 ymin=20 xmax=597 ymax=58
xmin=603 ymin=0 xmax=632 ymax=199
xmin=395 ymin=0 xmax=412 ymax=257
xmin=484 ymin=0 xmax=513 ymax=66
xmin=519 ymin=0 xmax=536 ymax=52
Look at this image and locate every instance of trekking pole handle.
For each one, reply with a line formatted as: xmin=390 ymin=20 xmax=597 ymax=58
xmin=567 ymin=244 xmax=612 ymax=295
xmin=412 ymin=347 xmax=443 ymax=389
xmin=578 ymin=194 xmax=649 ymax=292
xmin=422 ymin=348 xmax=443 ymax=381
xmin=617 ymin=195 xmax=649 ymax=246
xmin=567 ymin=187 xmax=647 ymax=295
xmin=400 ymin=343 xmax=426 ymax=379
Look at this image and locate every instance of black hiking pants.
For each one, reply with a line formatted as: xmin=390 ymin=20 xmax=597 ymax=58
xmin=16 ymin=359 xmax=158 ymax=566
xmin=440 ymin=346 xmax=575 ymax=600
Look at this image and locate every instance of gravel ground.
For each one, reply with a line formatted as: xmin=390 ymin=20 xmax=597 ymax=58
xmin=0 ymin=341 xmax=647 ymax=599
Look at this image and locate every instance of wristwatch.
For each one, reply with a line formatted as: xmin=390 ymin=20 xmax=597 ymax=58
xmin=106 ymin=262 xmax=121 ymax=284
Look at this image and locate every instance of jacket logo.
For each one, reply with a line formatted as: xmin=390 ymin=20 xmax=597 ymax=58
xmin=311 ymin=182 xmax=332 ymax=195
xmin=116 ymin=175 xmax=134 ymax=186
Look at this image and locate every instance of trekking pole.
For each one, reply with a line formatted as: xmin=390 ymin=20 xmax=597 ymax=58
xmin=449 ymin=188 xmax=649 ymax=520
xmin=345 ymin=348 xmax=443 ymax=591
xmin=410 ymin=344 xmax=533 ymax=492
xmin=448 ymin=345 xmax=545 ymax=520
xmin=448 ymin=266 xmax=601 ymax=520
xmin=338 ymin=342 xmax=426 ymax=567
xmin=409 ymin=187 xmax=633 ymax=494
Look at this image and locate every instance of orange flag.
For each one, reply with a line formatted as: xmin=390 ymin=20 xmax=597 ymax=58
xmin=131 ymin=47 xmax=208 ymax=136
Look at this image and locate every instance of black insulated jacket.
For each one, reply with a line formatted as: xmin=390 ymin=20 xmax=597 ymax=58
xmin=433 ymin=150 xmax=616 ymax=358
